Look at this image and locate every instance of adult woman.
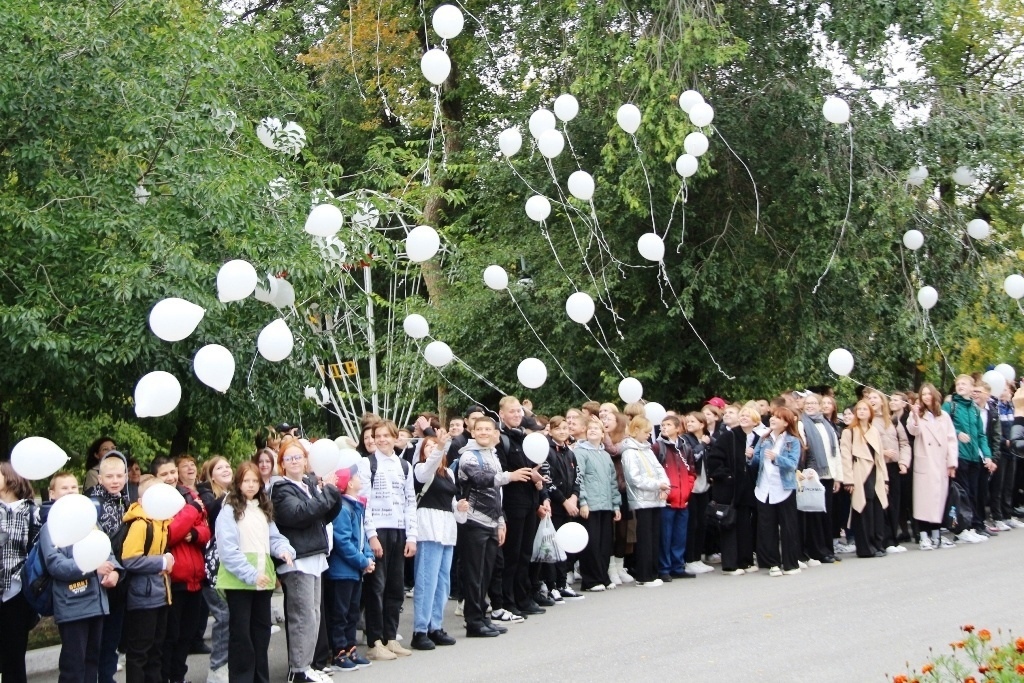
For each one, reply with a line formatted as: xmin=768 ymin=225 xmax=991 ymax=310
xmin=840 ymin=401 xmax=889 ymax=558
xmin=798 ymin=394 xmax=841 ymax=564
xmin=83 ymin=436 xmax=117 ymax=491
xmin=821 ymin=395 xmax=840 ymax=429
xmin=411 ymin=435 xmax=458 ymax=650
xmin=751 ymin=407 xmax=803 ymax=576
xmin=620 ymin=417 xmax=669 ymax=587
xmin=357 ymin=421 xmax=378 ymax=458
xmin=176 ymin=455 xmax=200 ymax=496
xmin=603 ymin=412 xmax=634 ymax=585
xmin=0 ymin=462 xmax=39 ymax=683
xmin=906 ymin=383 xmax=958 ymax=550
xmin=197 ymin=456 xmax=234 ymax=682
xmin=706 ymin=406 xmax=761 ymax=575
xmin=682 ymin=412 xmax=713 ymax=575
xmin=253 ymin=448 xmax=278 ymax=489
xmin=889 ymin=391 xmax=916 ymax=543
xmin=865 ymin=388 xmax=910 ymax=552
xmin=271 ymin=436 xmax=342 ymax=683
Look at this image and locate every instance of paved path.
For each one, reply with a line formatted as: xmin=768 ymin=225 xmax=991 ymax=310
xmin=30 ymin=530 xmax=1024 ymax=682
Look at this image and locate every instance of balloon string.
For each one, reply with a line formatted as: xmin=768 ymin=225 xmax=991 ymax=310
xmin=585 ymin=323 xmax=626 ymax=377
xmin=631 ymin=135 xmax=658 ymax=235
xmin=659 ymin=181 xmax=684 ymax=244
xmin=829 ymin=372 xmax=886 ymax=396
xmin=924 ymin=310 xmax=957 ymax=376
xmin=658 ymin=261 xmax=735 ymax=380
xmin=712 ymin=125 xmax=760 ymax=235
xmin=434 ymin=367 xmax=488 ymax=410
xmin=563 ymin=126 xmax=585 ymax=170
xmin=812 ymin=123 xmax=854 ymax=294
xmin=538 ymin=222 xmax=577 ymax=288
xmin=507 ymin=289 xmax=590 ymax=399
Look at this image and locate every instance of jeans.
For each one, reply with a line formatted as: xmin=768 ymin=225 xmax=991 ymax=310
xmin=98 ymin=594 xmax=125 ymax=683
xmin=57 ymin=616 xmax=103 ymax=683
xmin=362 ymin=528 xmax=406 ymax=644
xmin=224 ymin=590 xmax=272 ymax=683
xmin=279 ymin=571 xmax=322 ymax=673
xmin=325 ymin=579 xmax=362 ymax=652
xmin=659 ymin=507 xmax=689 ymax=575
xmin=203 ymin=584 xmax=230 ymax=671
xmin=413 ymin=541 xmax=453 ymax=633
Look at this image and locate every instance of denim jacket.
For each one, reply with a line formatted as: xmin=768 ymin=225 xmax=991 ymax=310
xmin=751 ymin=432 xmax=801 ymax=491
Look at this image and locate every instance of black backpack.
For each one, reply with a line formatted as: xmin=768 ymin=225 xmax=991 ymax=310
xmin=943 ymin=480 xmax=974 ymax=533
xmin=110 ymin=519 xmax=155 ymax=563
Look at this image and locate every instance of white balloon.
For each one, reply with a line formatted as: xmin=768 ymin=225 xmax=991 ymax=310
xmin=304 ymin=386 xmax=318 ymax=400
xmin=995 ymin=363 xmax=1016 ymax=383
xmin=902 ymin=229 xmax=924 ymax=251
xmin=952 ymin=166 xmax=976 ymax=186
xmin=528 ymin=109 xmax=556 ymax=139
xmin=406 ymin=225 xmax=441 ymax=262
xmin=149 ymin=298 xmax=205 ymax=342
xmin=917 ymin=285 xmax=938 ymax=310
xmin=675 ymin=154 xmax=698 ymax=178
xmin=403 ymin=313 xmax=429 ymax=339
xmin=683 ymin=132 xmax=709 ymax=157
xmin=193 ymin=344 xmax=235 ymax=393
xmin=134 ymin=185 xmax=150 ymax=205
xmin=553 ymin=94 xmax=579 ymax=122
xmin=982 ymin=370 xmax=1007 ymax=398
xmin=967 ymin=218 xmax=991 ymax=240
xmin=11 ymin=437 xmax=69 ymax=481
xmin=308 ymin=439 xmax=342 ymax=477
xmin=565 ymin=291 xmax=595 ymax=324
xmin=907 ymin=166 xmax=929 ymax=186
xmin=299 ymin=438 xmax=313 ymax=452
xmin=72 ymin=530 xmax=112 ymax=574
xmin=637 ymin=232 xmax=665 ymax=262
xmin=256 ymin=117 xmax=281 ymax=150
xmin=134 ymin=371 xmax=182 ymax=418
xmin=678 ymin=90 xmax=705 ymax=114
xmin=618 ymin=377 xmax=643 ymax=403
xmin=555 ymin=521 xmax=589 ymax=553
xmin=644 ymin=401 xmax=667 ymax=424
xmin=525 ymin=195 xmax=551 ymax=222
xmin=827 ymin=348 xmax=854 ymax=377
xmin=483 ymin=265 xmax=509 ymax=291
xmin=257 ymin=318 xmax=294 ymax=362
xmin=420 ymin=49 xmax=451 ymax=85
xmin=277 ymin=121 xmax=306 ymax=156
xmin=567 ymin=170 xmax=595 ymax=201
xmin=337 ymin=448 xmax=361 ymax=470
xmin=431 ymin=4 xmax=464 ymax=39
xmin=304 ymin=204 xmax=343 ymax=238
xmin=537 ymin=129 xmax=565 ymax=159
xmin=351 ymin=201 xmax=380 ymax=229
xmin=616 ymin=104 xmax=641 ymax=135
xmin=517 ymin=358 xmax=547 ymax=389
xmin=254 ymin=275 xmax=279 ymax=304
xmin=498 ymin=128 xmax=522 ymax=157
xmin=424 ymin=340 xmax=453 ymax=368
xmin=822 ymin=97 xmax=850 ymax=124
xmin=688 ymin=102 xmax=714 ymax=128
xmin=47 ymin=494 xmax=98 ymax=547
xmin=141 ymin=482 xmax=185 ymax=521
xmin=1003 ymin=274 xmax=1024 ymax=300
xmin=523 ymin=432 xmax=549 ymax=464
xmin=272 ymin=279 xmax=295 ymax=309
xmin=216 ymin=259 xmax=258 ymax=303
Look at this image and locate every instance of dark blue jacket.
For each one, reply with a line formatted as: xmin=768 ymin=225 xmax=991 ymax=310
xmin=39 ymin=525 xmax=120 ymax=624
xmin=327 ymin=496 xmax=373 ymax=581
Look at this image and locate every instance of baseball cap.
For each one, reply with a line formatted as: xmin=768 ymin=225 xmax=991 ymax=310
xmin=705 ymin=397 xmax=727 ymax=409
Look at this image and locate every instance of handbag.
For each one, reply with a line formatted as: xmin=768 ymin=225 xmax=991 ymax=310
xmin=796 ymin=478 xmax=827 ymax=513
xmin=705 ymin=500 xmax=736 ymax=528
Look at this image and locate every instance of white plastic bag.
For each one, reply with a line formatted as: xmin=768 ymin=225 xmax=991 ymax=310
xmin=531 ymin=515 xmax=566 ymax=563
xmin=796 ymin=474 xmax=827 ymax=513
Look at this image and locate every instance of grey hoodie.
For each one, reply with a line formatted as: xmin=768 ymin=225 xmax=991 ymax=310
xmin=574 ymin=440 xmax=621 ymax=512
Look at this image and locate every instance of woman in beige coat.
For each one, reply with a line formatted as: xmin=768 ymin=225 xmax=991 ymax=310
xmin=840 ymin=400 xmax=888 ymax=558
xmin=865 ymin=388 xmax=912 ymax=552
xmin=905 ymin=382 xmax=958 ymax=550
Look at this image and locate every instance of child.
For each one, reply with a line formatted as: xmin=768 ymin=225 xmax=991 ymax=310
xmin=325 ymin=466 xmax=375 ymax=670
xmin=541 ymin=416 xmax=583 ymax=601
xmin=216 ymin=462 xmax=295 ymax=683
xmin=40 ymin=471 xmax=122 ymax=683
xmin=122 ymin=474 xmax=175 ymax=683
xmin=654 ymin=416 xmax=696 ymax=581
xmin=574 ymin=419 xmax=621 ymax=591
xmin=621 ymin=416 xmax=670 ymax=587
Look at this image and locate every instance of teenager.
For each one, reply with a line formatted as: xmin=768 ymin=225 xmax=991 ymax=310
xmin=865 ymin=389 xmax=911 ymax=553
xmin=197 ymin=456 xmax=234 ymax=683
xmin=575 ymin=419 xmax=621 ymax=592
xmin=621 ymin=416 xmax=670 ymax=587
xmin=944 ymin=375 xmax=993 ymax=542
xmin=540 ymin=416 xmax=584 ymax=601
xmin=682 ymin=412 xmax=713 ymax=575
xmin=751 ymin=407 xmax=803 ymax=576
xmin=653 ymin=415 xmax=696 ymax=581
xmin=906 ymin=383 xmax=959 ymax=549
xmin=706 ymin=406 xmax=762 ymax=575
xmin=840 ymin=401 xmax=889 ymax=559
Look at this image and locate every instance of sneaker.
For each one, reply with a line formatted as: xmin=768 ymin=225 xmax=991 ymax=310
xmin=573 ymin=569 xmax=582 ymax=582
xmin=782 ymin=567 xmax=802 ymax=576
xmin=657 ymin=573 xmax=674 ymax=583
xmin=427 ymin=629 xmax=456 ymax=646
xmin=724 ymin=568 xmax=746 ymax=576
xmin=617 ymin=568 xmax=635 ymax=584
xmin=532 ymin=592 xmax=556 ymax=607
xmin=207 ymin=665 xmax=230 ymax=683
xmin=566 ymin=572 xmax=576 ymax=586
xmin=768 ymin=566 xmax=783 ymax=577
xmin=271 ymin=624 xmax=282 ymax=635
xmin=705 ymin=553 xmax=722 ymax=564
xmin=1007 ymin=518 xmax=1024 ymax=528
xmin=993 ymin=520 xmax=1012 ymax=532
xmin=586 ymin=584 xmax=606 ymax=592
xmin=607 ymin=569 xmax=622 ymax=586
xmin=411 ymin=632 xmax=434 ymax=651
xmin=491 ymin=608 xmax=525 ymax=624
xmin=366 ymin=640 xmax=397 ymax=661
xmin=919 ymin=537 xmax=935 ymax=551
xmin=330 ymin=653 xmax=358 ymax=673
xmin=797 ymin=560 xmax=808 ymax=569
xmin=885 ymin=545 xmax=902 ymax=554
xmin=549 ymin=589 xmax=565 ymax=605
xmin=386 ymin=639 xmax=412 ymax=656
xmin=605 ymin=582 xmax=617 ymax=590
xmin=347 ymin=647 xmax=372 ymax=668
xmin=835 ymin=543 xmax=856 ymax=554
xmin=744 ymin=566 xmax=760 ymax=574
xmin=288 ymin=670 xmax=330 ymax=683
xmin=518 ymin=601 xmax=546 ymax=615
xmin=405 ymin=587 xmax=414 ymax=598
xmin=454 ymin=600 xmax=464 ymax=617
xmin=806 ymin=559 xmax=822 ymax=567
xmin=938 ymin=537 xmax=956 ymax=549
xmin=636 ymin=578 xmax=664 ymax=587
xmin=685 ymin=561 xmax=714 ymax=574
xmin=957 ymin=529 xmax=983 ymax=544
xmin=559 ymin=586 xmax=585 ymax=600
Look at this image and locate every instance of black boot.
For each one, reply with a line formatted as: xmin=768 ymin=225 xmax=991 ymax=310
xmin=411 ymin=631 xmax=436 ymax=650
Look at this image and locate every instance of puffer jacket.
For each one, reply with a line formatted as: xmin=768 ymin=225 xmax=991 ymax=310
xmin=574 ymin=440 xmax=620 ymax=512
xmin=166 ymin=488 xmax=210 ymax=591
xmin=39 ymin=524 xmax=119 ymax=624
xmin=270 ymin=475 xmax=342 ymax=561
xmin=621 ymin=437 xmax=669 ymax=509
xmin=544 ymin=439 xmax=580 ymax=510
xmin=654 ymin=437 xmax=696 ymax=509
xmin=120 ymin=502 xmax=172 ymax=611
xmin=943 ymin=393 xmax=992 ymax=463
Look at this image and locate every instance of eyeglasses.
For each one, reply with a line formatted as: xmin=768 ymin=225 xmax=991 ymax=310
xmin=282 ymin=455 xmax=304 ymax=463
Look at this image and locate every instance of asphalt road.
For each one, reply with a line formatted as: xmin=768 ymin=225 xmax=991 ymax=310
xmin=30 ymin=530 xmax=1024 ymax=682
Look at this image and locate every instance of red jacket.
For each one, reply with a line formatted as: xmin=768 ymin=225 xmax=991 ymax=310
xmin=167 ymin=488 xmax=211 ymax=591
xmin=655 ymin=438 xmax=696 ymax=509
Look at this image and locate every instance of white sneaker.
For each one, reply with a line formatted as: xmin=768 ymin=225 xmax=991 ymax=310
xmin=806 ymin=559 xmax=822 ymax=567
xmin=638 ymin=578 xmax=664 ymax=587
xmin=768 ymin=566 xmax=783 ymax=577
xmin=797 ymin=560 xmax=808 ymax=569
xmin=705 ymin=553 xmax=722 ymax=564
xmin=885 ymin=545 xmax=901 ymax=554
xmin=835 ymin=543 xmax=856 ymax=554
xmin=744 ymin=566 xmax=760 ymax=573
xmin=938 ymin=537 xmax=956 ymax=548
xmin=919 ymin=537 xmax=935 ymax=551
xmin=994 ymin=520 xmax=1012 ymax=532
xmin=724 ymin=568 xmax=746 ymax=576
xmin=207 ymin=665 xmax=229 ymax=683
xmin=491 ymin=608 xmax=525 ymax=623
xmin=685 ymin=561 xmax=714 ymax=574
xmin=270 ymin=624 xmax=281 ymax=634
xmin=455 ymin=601 xmax=463 ymax=617
xmin=782 ymin=567 xmax=802 ymax=575
xmin=1008 ymin=518 xmax=1024 ymax=528
xmin=617 ymin=568 xmax=635 ymax=584
xmin=605 ymin=582 xmax=617 ymax=589
xmin=958 ymin=529 xmax=982 ymax=544
xmin=586 ymin=584 xmax=606 ymax=592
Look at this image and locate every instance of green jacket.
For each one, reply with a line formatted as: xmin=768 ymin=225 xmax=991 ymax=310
xmin=943 ymin=394 xmax=992 ymax=463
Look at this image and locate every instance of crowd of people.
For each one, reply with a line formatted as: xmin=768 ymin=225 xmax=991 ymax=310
xmin=1 ymin=372 xmax=1023 ymax=683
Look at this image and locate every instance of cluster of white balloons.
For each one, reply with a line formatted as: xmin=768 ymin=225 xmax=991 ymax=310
xmin=982 ymin=367 xmax=1014 ymax=397
xmin=420 ymin=4 xmax=464 ymax=85
xmin=308 ymin=439 xmax=361 ymax=477
xmin=828 ymin=348 xmax=854 ymax=376
xmin=907 ymin=165 xmax=981 ymax=189
xmin=256 ymin=117 xmax=306 ymax=156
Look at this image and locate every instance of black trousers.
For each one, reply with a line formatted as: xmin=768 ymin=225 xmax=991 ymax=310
xmin=224 ymin=589 xmax=272 ymax=683
xmin=632 ymin=507 xmax=662 ymax=582
xmin=325 ymin=578 xmax=361 ymax=653
xmin=501 ymin=506 xmax=537 ymax=608
xmin=125 ymin=606 xmax=168 ymax=683
xmin=162 ymin=586 xmax=204 ymax=682
xmin=756 ymin=494 xmax=799 ymax=571
xmin=955 ymin=459 xmax=985 ymax=531
xmin=579 ymin=510 xmax=613 ymax=589
xmin=57 ymin=615 xmax=103 ymax=683
xmin=0 ymin=591 xmax=34 ymax=683
xmin=802 ymin=479 xmax=834 ymax=560
xmin=720 ymin=504 xmax=755 ymax=571
xmin=685 ymin=491 xmax=709 ymax=563
xmin=459 ymin=521 xmax=498 ymax=630
xmin=832 ymin=487 xmax=852 ymax=540
xmin=363 ymin=527 xmax=406 ymax=644
xmin=883 ymin=462 xmax=903 ymax=546
xmin=851 ymin=467 xmax=886 ymax=556
xmin=487 ymin=543 xmax=504 ymax=611
xmin=990 ymin=455 xmax=1017 ymax=520
xmin=899 ymin=465 xmax=915 ymax=538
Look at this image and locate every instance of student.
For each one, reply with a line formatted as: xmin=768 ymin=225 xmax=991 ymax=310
xmin=457 ymin=416 xmax=531 ymax=637
xmin=83 ymin=436 xmax=117 ymax=491
xmin=943 ymin=374 xmax=993 ymax=542
xmin=798 ymin=394 xmax=841 ymax=564
xmin=906 ymin=383 xmax=959 ymax=549
xmin=197 ymin=456 xmax=234 ymax=683
xmin=751 ymin=407 xmax=804 ymax=575
xmin=706 ymin=405 xmax=762 ymax=575
xmin=654 ymin=415 xmax=696 ymax=581
xmin=121 ymin=475 xmax=175 ymax=683
xmin=621 ymin=416 xmax=670 ymax=587
xmin=216 ymin=462 xmax=296 ymax=683
xmin=540 ymin=417 xmax=584 ymax=601
xmin=840 ymin=401 xmax=889 ymax=559
xmin=575 ymin=419 xmax=622 ymax=592
xmin=682 ymin=412 xmax=713 ymax=575
xmin=0 ymin=461 xmax=40 ymax=683
xmin=325 ymin=465 xmax=375 ymax=671
xmin=41 ymin=471 xmax=122 ymax=683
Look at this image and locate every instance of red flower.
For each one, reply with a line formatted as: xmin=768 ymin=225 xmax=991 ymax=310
xmin=921 ymin=664 xmax=934 ymax=674
xmin=1016 ymin=663 xmax=1024 ymax=675
xmin=978 ymin=665 xmax=989 ymax=674
xmin=978 ymin=629 xmax=991 ymax=642
xmin=893 ymin=675 xmax=909 ymax=683
xmin=963 ymin=624 xmax=976 ymax=633
xmin=964 ymin=677 xmax=977 ymax=683
xmin=1016 ymin=637 xmax=1024 ymax=653
xmin=954 ymin=641 xmax=966 ymax=649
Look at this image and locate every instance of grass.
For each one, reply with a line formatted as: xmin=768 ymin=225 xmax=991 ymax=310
xmin=28 ymin=617 xmax=62 ymax=650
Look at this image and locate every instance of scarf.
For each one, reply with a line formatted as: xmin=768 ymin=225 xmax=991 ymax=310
xmin=800 ymin=412 xmax=838 ymax=477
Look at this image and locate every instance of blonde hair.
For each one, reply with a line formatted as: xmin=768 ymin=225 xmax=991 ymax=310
xmin=623 ymin=402 xmax=645 ymax=419
xmin=627 ymin=415 xmax=652 ymax=438
xmin=599 ymin=402 xmax=620 ymax=415
xmin=739 ymin=406 xmax=762 ymax=426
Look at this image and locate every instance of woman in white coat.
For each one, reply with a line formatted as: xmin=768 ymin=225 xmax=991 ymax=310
xmin=905 ymin=382 xmax=958 ymax=550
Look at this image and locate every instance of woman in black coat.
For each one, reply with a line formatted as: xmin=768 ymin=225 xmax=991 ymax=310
xmin=705 ymin=406 xmax=762 ymax=575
